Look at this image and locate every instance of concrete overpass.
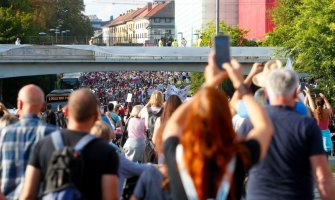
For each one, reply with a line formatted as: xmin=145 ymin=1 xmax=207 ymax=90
xmin=0 ymin=45 xmax=285 ymax=78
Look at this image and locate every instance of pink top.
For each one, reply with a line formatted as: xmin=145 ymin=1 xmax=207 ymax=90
xmin=317 ymin=119 xmax=329 ymax=130
xmin=127 ymin=118 xmax=146 ymax=139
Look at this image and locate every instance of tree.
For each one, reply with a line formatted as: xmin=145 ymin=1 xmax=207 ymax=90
xmin=190 ymin=21 xmax=258 ymax=94
xmin=0 ymin=7 xmax=32 ymax=43
xmin=264 ymin=0 xmax=335 ymax=101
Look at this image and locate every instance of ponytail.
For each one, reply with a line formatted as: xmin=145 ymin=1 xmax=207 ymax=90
xmin=315 ymin=105 xmax=323 ymax=120
xmin=315 ymin=97 xmax=325 ymax=120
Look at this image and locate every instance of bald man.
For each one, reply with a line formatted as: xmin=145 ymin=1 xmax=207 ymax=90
xmin=0 ymin=84 xmax=57 ymax=200
xmin=21 ymin=88 xmax=119 ymax=200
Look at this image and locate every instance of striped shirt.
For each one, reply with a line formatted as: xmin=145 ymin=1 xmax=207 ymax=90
xmin=0 ymin=114 xmax=57 ymax=200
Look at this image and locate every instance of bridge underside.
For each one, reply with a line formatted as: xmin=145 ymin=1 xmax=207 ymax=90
xmin=0 ymin=45 xmax=284 ymax=78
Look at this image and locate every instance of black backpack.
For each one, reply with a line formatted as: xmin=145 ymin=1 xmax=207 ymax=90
xmin=42 ymin=131 xmax=96 ymax=200
xmin=147 ymin=108 xmax=163 ymax=139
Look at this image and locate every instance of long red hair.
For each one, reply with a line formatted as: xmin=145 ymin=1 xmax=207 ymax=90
xmin=180 ymin=87 xmax=247 ymax=200
xmin=315 ymin=97 xmax=325 ymax=120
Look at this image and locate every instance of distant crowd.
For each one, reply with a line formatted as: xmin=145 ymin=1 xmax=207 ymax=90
xmin=82 ymin=71 xmax=191 ymax=105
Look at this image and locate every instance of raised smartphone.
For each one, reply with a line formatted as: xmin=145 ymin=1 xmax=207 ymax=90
xmin=215 ymin=35 xmax=231 ymax=70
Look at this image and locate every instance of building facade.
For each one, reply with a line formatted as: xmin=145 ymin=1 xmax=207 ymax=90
xmin=239 ymin=0 xmax=276 ymax=40
xmin=175 ymin=0 xmax=238 ymax=47
xmin=103 ymin=1 xmax=175 ymax=46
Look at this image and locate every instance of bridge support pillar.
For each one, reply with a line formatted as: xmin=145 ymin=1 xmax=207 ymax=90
xmin=0 ymin=79 xmax=2 ymax=101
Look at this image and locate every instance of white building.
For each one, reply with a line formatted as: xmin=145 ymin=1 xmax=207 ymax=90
xmin=175 ymin=0 xmax=238 ymax=46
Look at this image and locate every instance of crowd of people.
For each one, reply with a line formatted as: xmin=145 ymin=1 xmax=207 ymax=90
xmin=81 ymin=71 xmax=191 ymax=105
xmin=0 ymin=50 xmax=335 ymax=200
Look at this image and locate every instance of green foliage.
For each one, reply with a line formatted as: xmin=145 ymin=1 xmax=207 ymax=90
xmin=0 ymin=0 xmax=93 ymax=43
xmin=51 ymin=0 xmax=93 ymax=37
xmin=0 ymin=7 xmax=32 ymax=43
xmin=197 ymin=21 xmax=259 ymax=47
xmin=264 ymin=0 xmax=335 ymax=101
xmin=190 ymin=72 xmax=205 ymax=95
xmin=331 ymin=164 xmax=335 ymax=173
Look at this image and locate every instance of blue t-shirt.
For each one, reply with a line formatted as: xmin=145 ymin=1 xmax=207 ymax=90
xmin=237 ymin=100 xmax=309 ymax=118
xmin=133 ymin=165 xmax=172 ymax=200
xmin=238 ymin=106 xmax=324 ymax=200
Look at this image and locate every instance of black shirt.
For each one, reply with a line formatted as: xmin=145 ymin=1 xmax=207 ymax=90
xmin=29 ymin=129 xmax=119 ymax=200
xmin=163 ymin=136 xmax=260 ymax=200
xmin=238 ymin=106 xmax=324 ymax=200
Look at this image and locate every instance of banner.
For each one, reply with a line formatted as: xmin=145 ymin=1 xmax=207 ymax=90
xmin=165 ymin=85 xmax=190 ymax=101
xmin=126 ymin=93 xmax=132 ymax=102
xmin=285 ymin=58 xmax=293 ymax=70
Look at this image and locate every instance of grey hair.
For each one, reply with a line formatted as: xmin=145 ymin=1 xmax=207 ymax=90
xmin=265 ymin=69 xmax=299 ymax=98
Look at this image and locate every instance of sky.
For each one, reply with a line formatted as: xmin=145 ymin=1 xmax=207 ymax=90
xmin=83 ymin=0 xmax=152 ymax=21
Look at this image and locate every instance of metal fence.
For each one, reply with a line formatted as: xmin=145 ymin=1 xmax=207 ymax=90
xmin=28 ymin=36 xmax=92 ymax=45
xmin=28 ymin=35 xmax=175 ymax=46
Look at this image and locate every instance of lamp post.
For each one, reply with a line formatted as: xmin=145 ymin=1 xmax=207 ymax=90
xmin=216 ymin=0 xmax=221 ymax=35
xmin=38 ymin=32 xmax=47 ymax=45
xmin=61 ymin=31 xmax=67 ymax=44
xmin=177 ymin=32 xmax=183 ymax=46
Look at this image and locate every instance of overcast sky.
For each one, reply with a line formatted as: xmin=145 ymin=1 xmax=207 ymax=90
xmin=83 ymin=0 xmax=152 ymax=21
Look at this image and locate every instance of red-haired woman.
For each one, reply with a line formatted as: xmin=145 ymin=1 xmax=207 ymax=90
xmin=162 ymin=52 xmax=273 ymax=200
xmin=305 ymin=89 xmax=333 ymax=157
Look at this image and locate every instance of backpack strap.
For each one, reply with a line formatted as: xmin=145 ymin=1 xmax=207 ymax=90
xmin=176 ymin=144 xmax=198 ymax=200
xmin=74 ymin=134 xmax=96 ymax=152
xmin=51 ymin=130 xmax=64 ymax=150
xmin=176 ymin=144 xmax=236 ymax=200
xmin=216 ymin=156 xmax=236 ymax=200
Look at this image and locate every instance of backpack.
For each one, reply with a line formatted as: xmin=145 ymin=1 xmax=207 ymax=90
xmin=42 ymin=131 xmax=96 ymax=200
xmin=147 ymin=108 xmax=163 ymax=139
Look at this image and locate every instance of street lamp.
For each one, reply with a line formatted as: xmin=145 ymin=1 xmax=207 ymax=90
xmin=38 ymin=32 xmax=47 ymax=45
xmin=55 ymin=29 xmax=60 ymax=44
xmin=49 ymin=27 xmax=61 ymax=44
xmin=177 ymin=32 xmax=183 ymax=46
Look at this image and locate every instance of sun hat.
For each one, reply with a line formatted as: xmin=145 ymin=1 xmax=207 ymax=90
xmin=252 ymin=60 xmax=283 ymax=87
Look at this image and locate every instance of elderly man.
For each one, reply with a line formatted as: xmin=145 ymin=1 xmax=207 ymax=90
xmin=0 ymin=84 xmax=57 ymax=200
xmin=21 ymin=88 xmax=119 ymax=200
xmin=239 ymin=69 xmax=335 ymax=200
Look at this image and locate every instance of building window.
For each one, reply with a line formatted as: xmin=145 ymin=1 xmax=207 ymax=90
xmin=165 ymin=18 xmax=171 ymax=23
xmin=154 ymin=18 xmax=160 ymax=23
xmin=166 ymin=30 xmax=171 ymax=34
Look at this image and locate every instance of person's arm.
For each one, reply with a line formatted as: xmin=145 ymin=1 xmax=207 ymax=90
xmin=152 ymin=117 xmax=161 ymax=145
xmin=101 ymin=175 xmax=119 ymax=200
xmin=228 ymin=62 xmax=263 ymax=116
xmin=119 ymin=154 xmax=150 ymax=178
xmin=222 ymin=60 xmax=273 ymax=160
xmin=304 ymin=95 xmax=309 ymax=107
xmin=19 ymin=165 xmax=41 ymax=200
xmin=320 ymin=93 xmax=333 ymax=115
xmin=304 ymin=87 xmax=315 ymax=112
xmin=243 ymin=62 xmax=264 ymax=87
xmin=310 ymin=155 xmax=335 ymax=200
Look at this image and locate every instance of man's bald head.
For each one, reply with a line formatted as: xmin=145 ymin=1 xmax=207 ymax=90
xmin=18 ymin=84 xmax=45 ymax=106
xmin=68 ymin=88 xmax=99 ymax=122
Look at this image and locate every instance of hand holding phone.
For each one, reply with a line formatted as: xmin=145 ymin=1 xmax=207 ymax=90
xmin=215 ymin=35 xmax=231 ymax=70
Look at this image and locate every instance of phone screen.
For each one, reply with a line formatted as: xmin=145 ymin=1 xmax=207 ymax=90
xmin=215 ymin=35 xmax=231 ymax=70
xmin=300 ymin=82 xmax=305 ymax=90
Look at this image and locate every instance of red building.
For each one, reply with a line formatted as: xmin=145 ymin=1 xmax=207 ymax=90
xmin=238 ymin=0 xmax=276 ymax=40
